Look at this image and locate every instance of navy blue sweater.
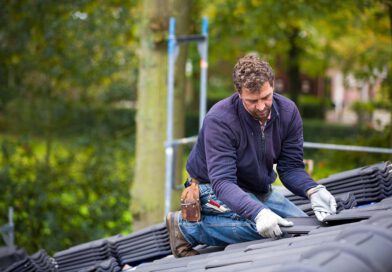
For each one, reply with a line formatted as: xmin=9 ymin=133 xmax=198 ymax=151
xmin=186 ymin=92 xmax=317 ymax=220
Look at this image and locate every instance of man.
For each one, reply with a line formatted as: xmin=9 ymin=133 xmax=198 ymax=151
xmin=166 ymin=54 xmax=337 ymax=258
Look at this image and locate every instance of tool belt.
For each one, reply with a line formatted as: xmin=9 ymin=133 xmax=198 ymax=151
xmin=180 ymin=178 xmax=201 ymax=222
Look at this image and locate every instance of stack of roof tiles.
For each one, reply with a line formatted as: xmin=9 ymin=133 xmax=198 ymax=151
xmin=53 ymin=224 xmax=170 ymax=271
xmin=110 ymin=223 xmax=170 ymax=267
xmin=4 ymin=249 xmax=58 ymax=272
xmin=284 ymin=161 xmax=392 ymax=210
xmin=54 ymin=235 xmax=121 ymax=272
xmin=296 ymin=192 xmax=357 ymax=216
xmin=134 ymin=197 xmax=392 ymax=272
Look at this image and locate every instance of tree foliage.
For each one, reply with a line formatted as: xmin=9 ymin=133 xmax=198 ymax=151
xmin=202 ymin=0 xmax=391 ymax=103
xmin=0 ymin=0 xmax=138 ymax=253
xmin=0 ymin=134 xmax=134 ymax=254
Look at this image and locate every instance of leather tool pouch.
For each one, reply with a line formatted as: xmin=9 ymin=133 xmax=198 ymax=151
xmin=180 ymin=179 xmax=201 ymax=222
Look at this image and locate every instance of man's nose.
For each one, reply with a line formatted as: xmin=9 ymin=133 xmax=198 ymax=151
xmin=256 ymin=101 xmax=265 ymax=111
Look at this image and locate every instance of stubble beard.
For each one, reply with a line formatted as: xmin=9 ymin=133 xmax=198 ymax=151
xmin=254 ymin=107 xmax=271 ymax=122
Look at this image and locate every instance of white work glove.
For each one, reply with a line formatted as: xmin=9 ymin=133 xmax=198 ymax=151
xmin=255 ymin=208 xmax=294 ymax=239
xmin=308 ymin=185 xmax=337 ymax=222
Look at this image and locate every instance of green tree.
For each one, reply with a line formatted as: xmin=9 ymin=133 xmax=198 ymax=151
xmin=202 ymin=0 xmax=390 ymax=105
xmin=0 ymin=0 xmax=138 ymax=253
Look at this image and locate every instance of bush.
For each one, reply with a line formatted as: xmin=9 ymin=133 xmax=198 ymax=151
xmin=0 ymin=134 xmax=134 ymax=254
xmin=298 ymin=95 xmax=332 ymax=120
xmin=0 ymin=96 xmax=136 ymax=254
xmin=303 ymin=119 xmax=364 ymax=143
xmin=302 ymin=120 xmax=391 ymax=180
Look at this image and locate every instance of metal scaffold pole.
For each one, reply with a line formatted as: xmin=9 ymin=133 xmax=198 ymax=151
xmin=198 ymin=17 xmax=209 ymax=130
xmin=164 ymin=17 xmax=177 ymax=217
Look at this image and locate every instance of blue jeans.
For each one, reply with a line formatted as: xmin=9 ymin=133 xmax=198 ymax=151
xmin=178 ymin=184 xmax=307 ymax=246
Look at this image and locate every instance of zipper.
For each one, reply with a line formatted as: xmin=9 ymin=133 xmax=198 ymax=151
xmin=260 ymin=123 xmax=266 ymax=155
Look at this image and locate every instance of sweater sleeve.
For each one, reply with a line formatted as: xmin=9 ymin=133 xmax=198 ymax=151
xmin=203 ymin=115 xmax=265 ymax=220
xmin=277 ymin=106 xmax=317 ymax=198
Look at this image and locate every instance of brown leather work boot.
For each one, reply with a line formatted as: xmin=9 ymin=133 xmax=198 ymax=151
xmin=166 ymin=211 xmax=199 ymax=258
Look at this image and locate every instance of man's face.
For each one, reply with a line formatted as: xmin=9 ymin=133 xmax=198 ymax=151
xmin=239 ymin=82 xmax=273 ymax=122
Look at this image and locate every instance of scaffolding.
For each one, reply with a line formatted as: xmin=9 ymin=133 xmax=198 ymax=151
xmin=164 ymin=17 xmax=208 ymax=216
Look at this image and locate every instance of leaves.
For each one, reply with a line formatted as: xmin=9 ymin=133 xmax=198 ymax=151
xmin=0 ymin=0 xmax=138 ymax=254
xmin=0 ymin=132 xmax=134 ymax=254
xmin=199 ymin=0 xmax=391 ymax=101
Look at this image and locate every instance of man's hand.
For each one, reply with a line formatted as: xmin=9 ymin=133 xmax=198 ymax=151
xmin=308 ymin=185 xmax=337 ymax=222
xmin=255 ymin=208 xmax=293 ymax=239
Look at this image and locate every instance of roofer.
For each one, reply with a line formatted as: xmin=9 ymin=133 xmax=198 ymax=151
xmin=166 ymin=54 xmax=337 ymax=258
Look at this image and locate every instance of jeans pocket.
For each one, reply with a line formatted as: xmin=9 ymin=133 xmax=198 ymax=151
xmin=199 ymin=184 xmax=231 ymax=215
xmin=199 ymin=184 xmax=213 ymax=205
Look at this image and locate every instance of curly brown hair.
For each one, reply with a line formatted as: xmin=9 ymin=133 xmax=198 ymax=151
xmin=232 ymin=54 xmax=274 ymax=93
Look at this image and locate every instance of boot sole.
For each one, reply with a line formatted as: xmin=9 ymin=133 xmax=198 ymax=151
xmin=166 ymin=212 xmax=178 ymax=257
